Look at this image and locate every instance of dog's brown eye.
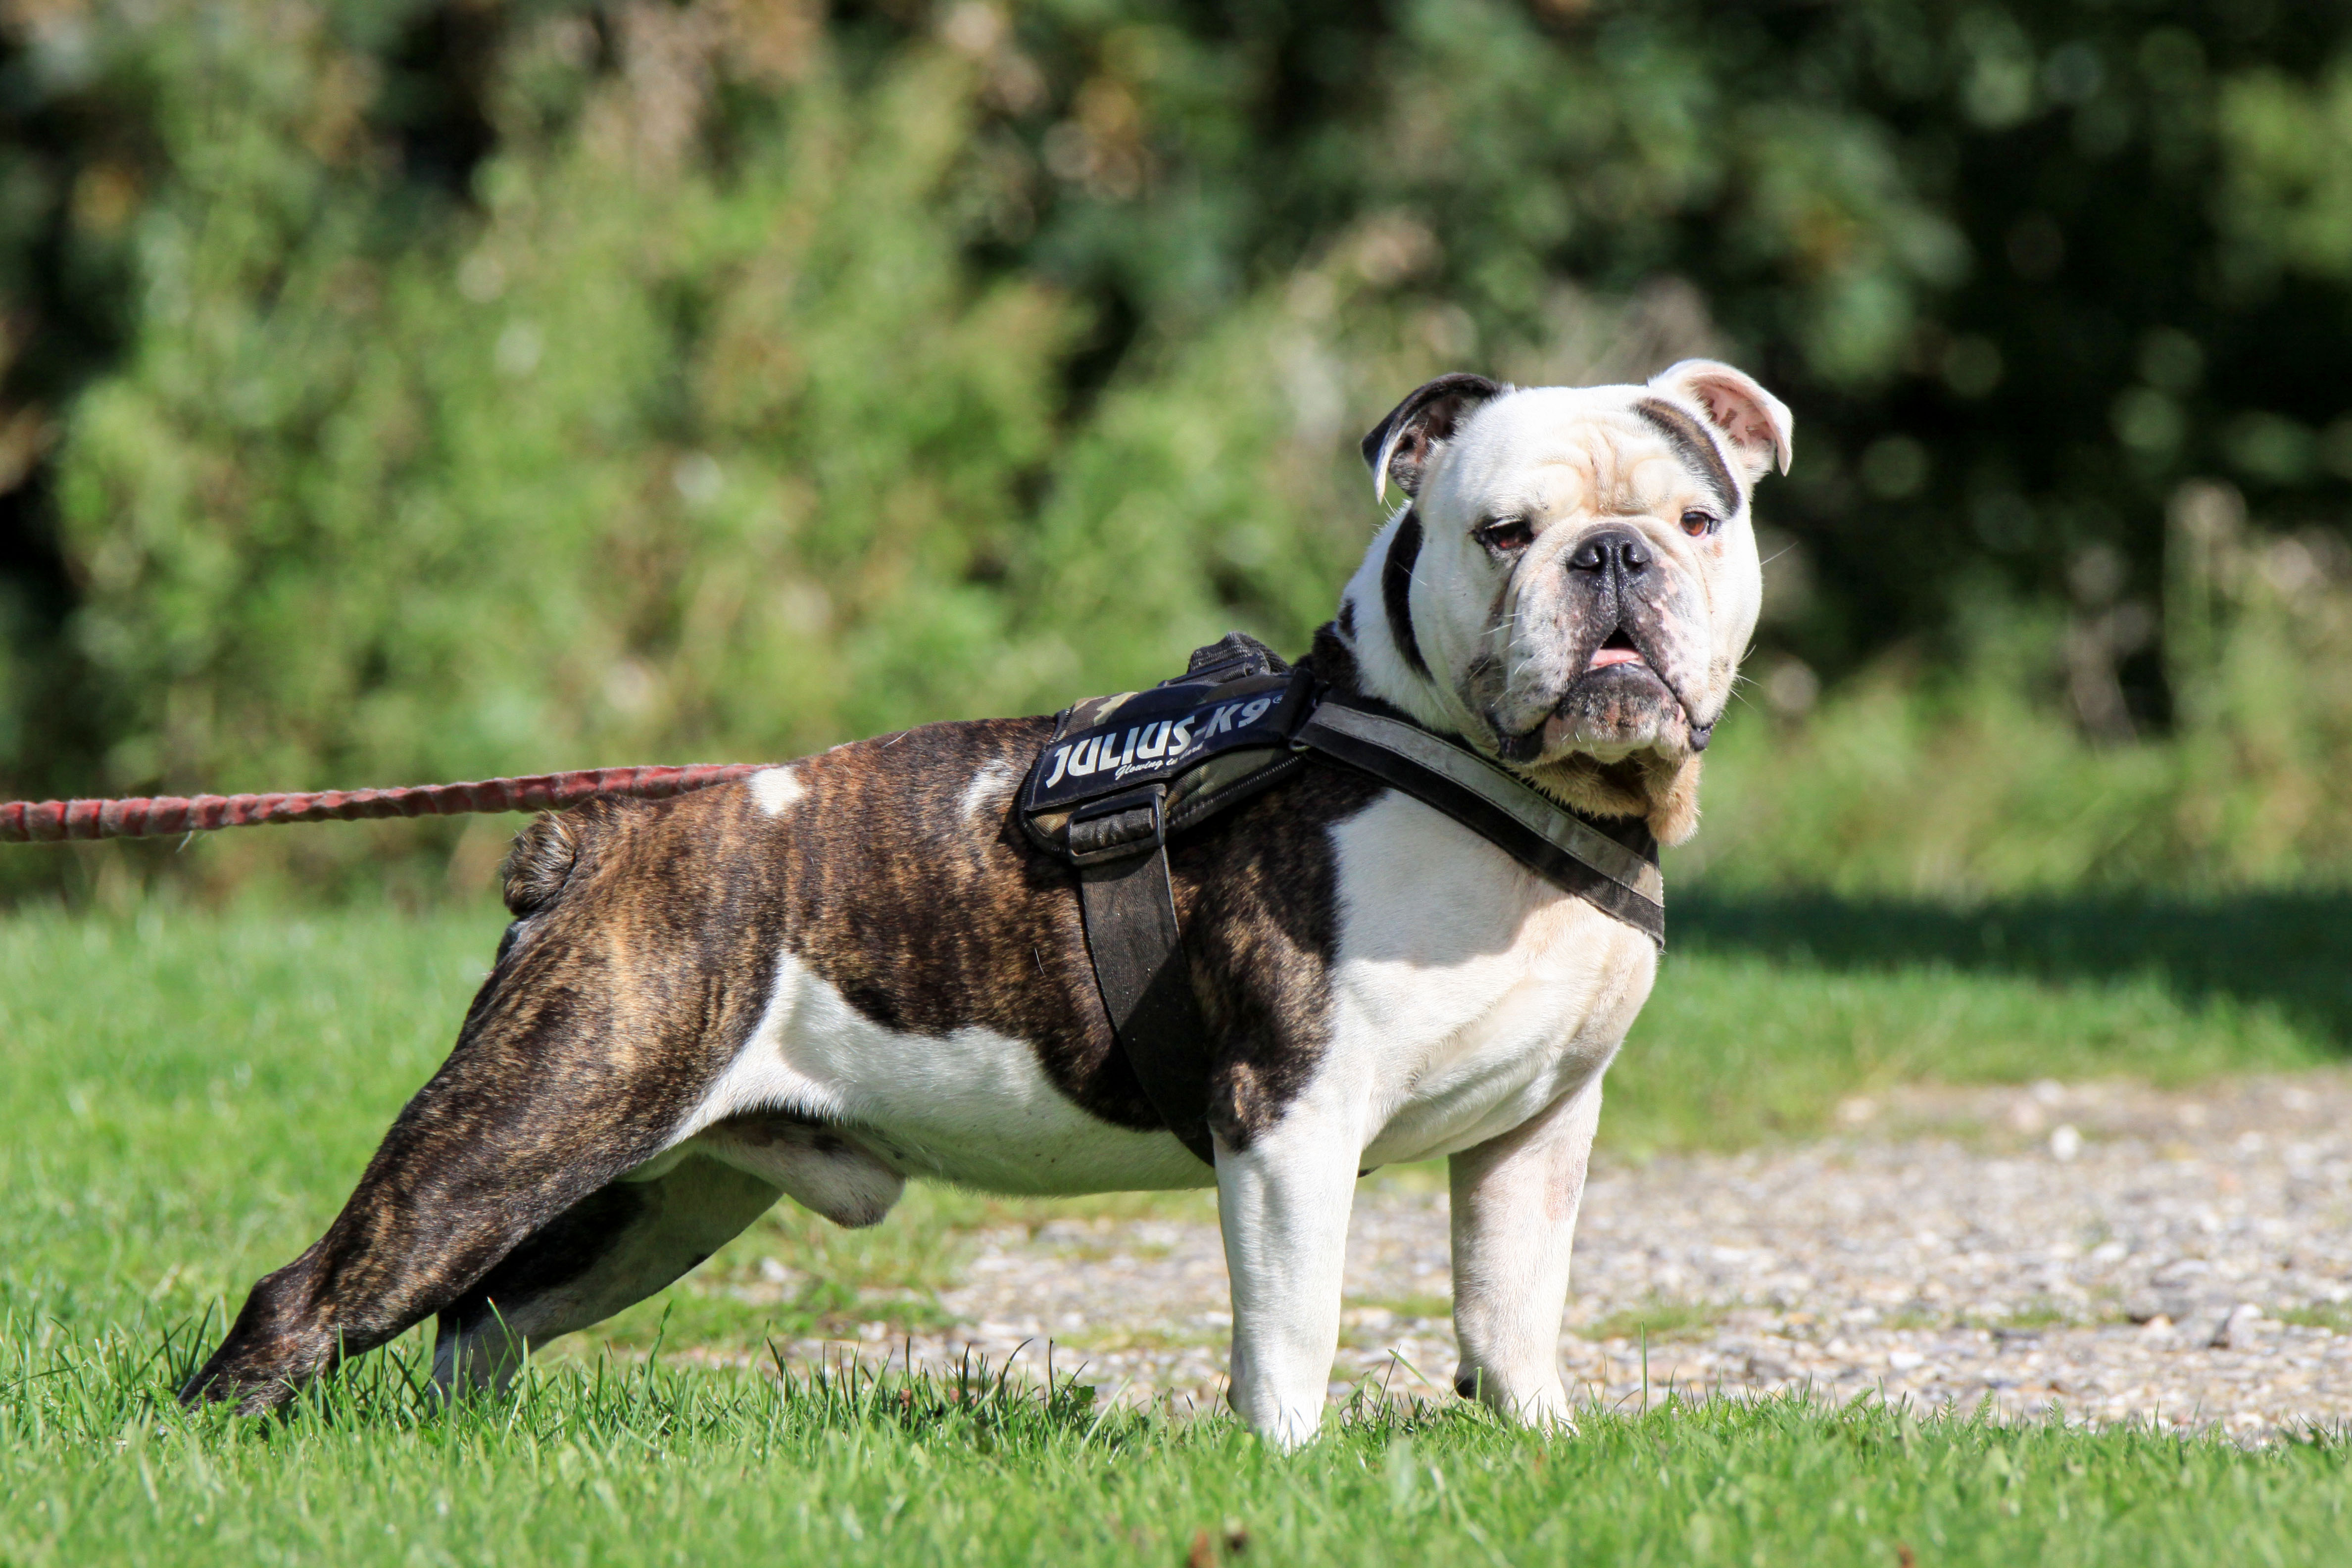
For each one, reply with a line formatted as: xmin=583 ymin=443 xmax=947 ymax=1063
xmin=1475 ymin=518 xmax=1533 ymax=553
xmin=1680 ymin=509 xmax=1719 ymax=538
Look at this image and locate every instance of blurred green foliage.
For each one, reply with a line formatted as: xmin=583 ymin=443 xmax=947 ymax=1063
xmin=1 ymin=0 xmax=2350 ymax=896
xmin=1695 ymin=482 xmax=2352 ymax=891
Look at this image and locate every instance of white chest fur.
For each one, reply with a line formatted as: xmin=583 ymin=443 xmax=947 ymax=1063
xmin=1323 ymin=791 xmax=1657 ymax=1170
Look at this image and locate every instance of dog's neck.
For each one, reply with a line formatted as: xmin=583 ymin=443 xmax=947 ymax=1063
xmin=1322 ymin=511 xmax=1703 ymax=844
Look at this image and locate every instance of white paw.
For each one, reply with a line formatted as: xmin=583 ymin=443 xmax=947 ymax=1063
xmin=1513 ymin=1390 xmax=1579 ymax=1436
xmin=1457 ymin=1371 xmax=1578 ymax=1434
xmin=1254 ymin=1406 xmax=1324 ymax=1451
xmin=1230 ymin=1387 xmax=1324 ymax=1450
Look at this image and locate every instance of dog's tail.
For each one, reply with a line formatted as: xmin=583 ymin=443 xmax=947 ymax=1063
xmin=499 ymin=810 xmax=590 ymax=917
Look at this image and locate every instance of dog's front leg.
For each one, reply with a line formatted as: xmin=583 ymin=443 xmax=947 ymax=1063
xmin=1445 ymin=1071 xmax=1605 ymax=1432
xmin=1215 ymin=1094 xmax=1364 ymax=1449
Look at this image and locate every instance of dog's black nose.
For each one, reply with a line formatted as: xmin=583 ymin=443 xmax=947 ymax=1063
xmin=1567 ymin=528 xmax=1652 ymax=577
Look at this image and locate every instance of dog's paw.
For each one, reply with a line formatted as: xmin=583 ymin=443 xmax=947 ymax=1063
xmin=1227 ymin=1385 xmax=1325 ymax=1451
xmin=1252 ymin=1407 xmax=1325 ymax=1452
xmin=1516 ymin=1394 xmax=1580 ymax=1437
xmin=1455 ymin=1370 xmax=1579 ymax=1435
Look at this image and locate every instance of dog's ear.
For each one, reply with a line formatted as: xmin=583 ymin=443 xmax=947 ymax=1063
xmin=1648 ymin=360 xmax=1792 ymax=482
xmin=1362 ymin=373 xmax=1506 ymax=504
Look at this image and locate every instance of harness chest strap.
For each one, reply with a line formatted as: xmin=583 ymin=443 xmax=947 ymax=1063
xmin=1054 ymin=666 xmax=1664 ymax=1168
xmin=1291 ymin=696 xmax=1666 ymax=943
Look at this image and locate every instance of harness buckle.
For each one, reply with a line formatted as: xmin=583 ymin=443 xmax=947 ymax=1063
xmin=1066 ymin=784 xmax=1169 ymax=866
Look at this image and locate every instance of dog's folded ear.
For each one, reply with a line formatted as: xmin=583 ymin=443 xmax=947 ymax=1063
xmin=1362 ymin=373 xmax=1505 ymax=504
xmin=1648 ymin=360 xmax=1794 ymax=482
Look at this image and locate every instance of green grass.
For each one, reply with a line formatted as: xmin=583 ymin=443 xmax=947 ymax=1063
xmin=0 ymin=896 xmax=2338 ymax=1340
xmin=2 ymin=897 xmax=2349 ymax=1565
xmin=2274 ymin=1304 xmax=2352 ymax=1335
xmin=1580 ymin=1299 xmax=1741 ymax=1345
xmin=1675 ymin=890 xmax=2352 ymax=1045
xmin=3 ymin=1322 xmax=2349 ymax=1567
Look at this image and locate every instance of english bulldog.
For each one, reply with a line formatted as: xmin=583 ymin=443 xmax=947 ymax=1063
xmin=182 ymin=360 xmax=1791 ymax=1446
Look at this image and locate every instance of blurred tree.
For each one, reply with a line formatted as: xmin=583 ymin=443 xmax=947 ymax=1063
xmin=985 ymin=0 xmax=2352 ymax=725
xmin=0 ymin=0 xmax=2350 ymax=894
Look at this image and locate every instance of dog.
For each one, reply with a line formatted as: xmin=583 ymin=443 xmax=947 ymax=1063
xmin=181 ymin=360 xmax=1790 ymax=1446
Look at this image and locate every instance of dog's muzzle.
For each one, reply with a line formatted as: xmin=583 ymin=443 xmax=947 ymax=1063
xmin=1490 ymin=526 xmax=1714 ymax=764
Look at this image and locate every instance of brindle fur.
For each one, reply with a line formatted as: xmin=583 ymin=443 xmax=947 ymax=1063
xmin=180 ymin=790 xmax=801 ymax=1406
xmin=181 ymin=634 xmax=1392 ymax=1411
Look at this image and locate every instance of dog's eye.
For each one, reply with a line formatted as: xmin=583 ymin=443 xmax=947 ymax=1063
xmin=1475 ymin=518 xmax=1533 ymax=553
xmin=1679 ymin=508 xmax=1720 ymax=538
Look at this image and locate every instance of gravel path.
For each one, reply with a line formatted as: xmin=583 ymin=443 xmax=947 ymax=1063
xmin=762 ymin=1074 xmax=2352 ymax=1440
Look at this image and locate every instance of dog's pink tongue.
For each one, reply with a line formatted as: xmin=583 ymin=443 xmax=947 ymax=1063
xmin=1589 ymin=646 xmax=1645 ymax=670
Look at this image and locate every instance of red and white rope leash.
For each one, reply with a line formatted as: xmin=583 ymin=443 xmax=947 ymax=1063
xmin=0 ymin=764 xmax=768 ymax=843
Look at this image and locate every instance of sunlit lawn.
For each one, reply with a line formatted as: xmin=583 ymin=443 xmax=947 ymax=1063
xmin=1 ymin=899 xmax=2344 ymax=1566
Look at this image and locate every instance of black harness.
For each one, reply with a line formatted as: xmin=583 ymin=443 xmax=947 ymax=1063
xmin=1018 ymin=633 xmax=1663 ymax=1165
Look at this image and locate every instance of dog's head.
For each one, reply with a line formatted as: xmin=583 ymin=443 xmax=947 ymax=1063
xmin=1337 ymin=362 xmax=1792 ymax=843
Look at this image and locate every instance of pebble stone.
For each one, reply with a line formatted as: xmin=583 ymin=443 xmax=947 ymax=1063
xmin=741 ymin=1074 xmax=2352 ymax=1441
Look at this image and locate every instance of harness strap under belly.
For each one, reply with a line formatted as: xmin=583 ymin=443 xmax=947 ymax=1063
xmin=1020 ymin=634 xmax=1664 ymax=1167
xmin=1068 ymin=787 xmax=1218 ymax=1165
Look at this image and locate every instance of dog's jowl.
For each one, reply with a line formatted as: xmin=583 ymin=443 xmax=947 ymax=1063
xmin=182 ymin=361 xmax=1791 ymax=1448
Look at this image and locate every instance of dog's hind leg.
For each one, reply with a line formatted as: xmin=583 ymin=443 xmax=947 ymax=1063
xmin=179 ymin=800 xmax=793 ymax=1413
xmin=177 ymin=1001 xmax=735 ymax=1414
xmin=431 ymin=1114 xmax=906 ymax=1394
xmin=431 ymin=1155 xmax=783 ymax=1395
